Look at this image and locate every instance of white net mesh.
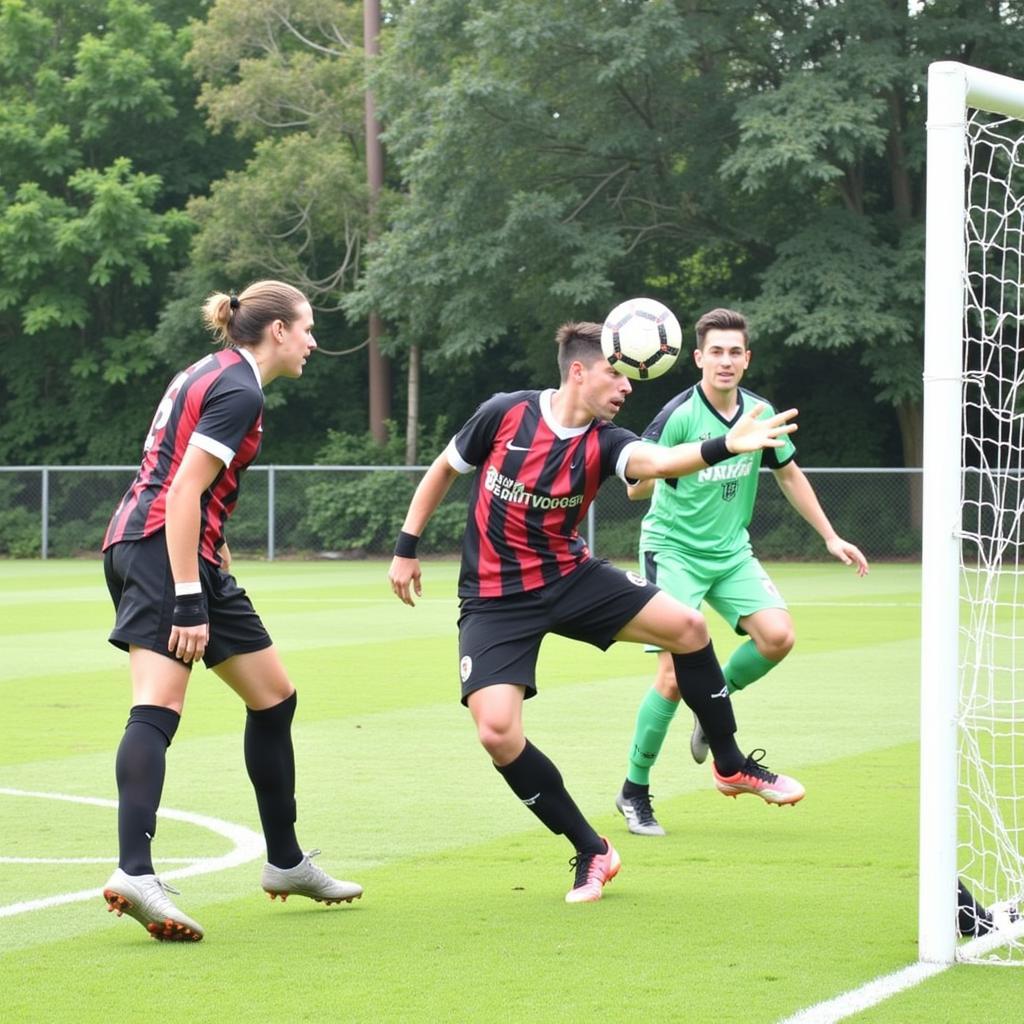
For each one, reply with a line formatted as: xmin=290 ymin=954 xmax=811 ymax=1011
xmin=958 ymin=106 xmax=1024 ymax=963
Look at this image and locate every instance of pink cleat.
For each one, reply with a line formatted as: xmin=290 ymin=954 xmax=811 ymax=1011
xmin=565 ymin=838 xmax=621 ymax=903
xmin=712 ymin=749 xmax=805 ymax=806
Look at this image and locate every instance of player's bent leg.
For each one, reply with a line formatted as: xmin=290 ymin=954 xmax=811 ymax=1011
xmin=467 ymin=682 xmax=527 ymax=765
xmin=617 ymin=654 xmax=677 ymax=835
xmin=103 ymin=869 xmax=203 ymax=941
xmin=213 ymin=645 xmax=295 ymax=710
xmin=617 ymin=596 xmax=746 ymax=776
xmin=469 ymin=684 xmax=608 ymax=889
xmin=613 ymin=591 xmax=709 ymax=652
xmin=652 ymin=654 xmax=709 ymax=765
xmin=214 ymin=649 xmax=363 ymax=900
xmin=729 ymin=608 xmax=794 ymax=691
xmin=114 ymin=648 xmax=188 ymax=881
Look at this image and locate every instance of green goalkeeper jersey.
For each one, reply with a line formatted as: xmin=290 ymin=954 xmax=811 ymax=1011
xmin=637 ymin=384 xmax=796 ymax=564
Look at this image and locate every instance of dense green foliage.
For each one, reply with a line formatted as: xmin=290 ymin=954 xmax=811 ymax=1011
xmin=3 ymin=0 xmax=1024 ymax=471
xmin=0 ymin=0 xmax=241 ymax=462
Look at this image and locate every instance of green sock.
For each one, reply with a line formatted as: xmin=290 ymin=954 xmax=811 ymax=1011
xmin=723 ymin=640 xmax=778 ymax=693
xmin=626 ymin=687 xmax=680 ymax=785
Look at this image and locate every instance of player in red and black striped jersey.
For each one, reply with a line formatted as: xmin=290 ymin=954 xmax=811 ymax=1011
xmin=101 ymin=281 xmax=361 ymax=942
xmin=388 ymin=320 xmax=799 ymax=903
xmin=447 ymin=387 xmax=639 ymax=598
xmin=102 ymin=347 xmax=264 ymax=563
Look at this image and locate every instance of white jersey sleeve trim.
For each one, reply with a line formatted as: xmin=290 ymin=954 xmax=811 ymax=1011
xmin=190 ymin=432 xmax=235 ymax=468
xmin=615 ymin=440 xmax=644 ymax=482
xmin=445 ymin=437 xmax=475 ymax=475
xmin=235 ymin=346 xmax=264 ymax=389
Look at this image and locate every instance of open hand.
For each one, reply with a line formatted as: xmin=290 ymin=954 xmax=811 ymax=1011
xmin=726 ymin=403 xmax=798 ymax=454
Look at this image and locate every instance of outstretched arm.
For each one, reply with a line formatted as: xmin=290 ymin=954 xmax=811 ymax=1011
xmin=772 ymin=461 xmax=869 ymax=576
xmin=388 ymin=451 xmax=462 ymax=606
xmin=625 ymin=402 xmax=797 ymax=481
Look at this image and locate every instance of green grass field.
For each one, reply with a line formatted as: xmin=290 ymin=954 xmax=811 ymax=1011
xmin=0 ymin=559 xmax=1019 ymax=1023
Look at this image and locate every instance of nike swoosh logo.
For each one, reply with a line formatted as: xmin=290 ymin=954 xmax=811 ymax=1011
xmin=506 ymin=441 xmax=531 ymax=452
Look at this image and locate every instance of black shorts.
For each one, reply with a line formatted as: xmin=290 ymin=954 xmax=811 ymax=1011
xmin=104 ymin=531 xmax=273 ymax=670
xmin=456 ymin=558 xmax=659 ymax=704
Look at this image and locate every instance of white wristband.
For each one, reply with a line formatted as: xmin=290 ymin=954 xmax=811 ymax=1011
xmin=175 ymin=581 xmax=203 ymax=597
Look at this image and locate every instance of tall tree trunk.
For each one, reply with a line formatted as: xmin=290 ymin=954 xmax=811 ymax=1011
xmin=886 ymin=91 xmax=913 ymax=222
xmin=364 ymin=0 xmax=390 ymax=442
xmin=897 ymin=397 xmax=924 ymax=530
xmin=405 ymin=344 xmax=420 ymax=465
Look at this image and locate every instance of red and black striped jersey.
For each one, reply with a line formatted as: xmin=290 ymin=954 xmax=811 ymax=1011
xmin=447 ymin=389 xmax=642 ymax=598
xmin=102 ymin=348 xmax=264 ymax=565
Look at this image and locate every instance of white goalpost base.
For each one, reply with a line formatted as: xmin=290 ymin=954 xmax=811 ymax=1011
xmin=922 ymin=61 xmax=1024 ymax=965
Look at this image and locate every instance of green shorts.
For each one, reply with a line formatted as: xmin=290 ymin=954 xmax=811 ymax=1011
xmin=639 ymin=547 xmax=787 ymax=639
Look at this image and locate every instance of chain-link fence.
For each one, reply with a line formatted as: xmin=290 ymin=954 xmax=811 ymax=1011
xmin=0 ymin=465 xmax=922 ymax=561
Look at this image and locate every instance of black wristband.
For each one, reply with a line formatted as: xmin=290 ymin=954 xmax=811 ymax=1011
xmin=172 ymin=593 xmax=208 ymax=628
xmin=394 ymin=530 xmax=420 ymax=559
xmin=700 ymin=435 xmax=731 ymax=466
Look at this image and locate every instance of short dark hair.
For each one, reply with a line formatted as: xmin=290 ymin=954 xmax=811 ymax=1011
xmin=554 ymin=321 xmax=604 ymax=381
xmin=695 ymin=308 xmax=748 ymax=349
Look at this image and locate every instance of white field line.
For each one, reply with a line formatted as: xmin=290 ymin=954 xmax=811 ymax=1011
xmin=776 ymin=918 xmax=1024 ymax=1023
xmin=0 ymin=857 xmax=208 ymax=864
xmin=0 ymin=787 xmax=264 ymax=919
xmin=786 ymin=601 xmax=919 ymax=607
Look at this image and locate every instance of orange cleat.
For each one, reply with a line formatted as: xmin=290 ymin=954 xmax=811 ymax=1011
xmin=712 ymin=749 xmax=805 ymax=806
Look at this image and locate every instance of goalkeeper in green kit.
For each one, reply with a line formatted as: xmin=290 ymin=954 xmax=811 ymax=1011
xmin=616 ymin=308 xmax=868 ymax=835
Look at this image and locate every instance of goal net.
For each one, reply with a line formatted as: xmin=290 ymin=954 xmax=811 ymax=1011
xmin=923 ymin=62 xmax=1024 ymax=965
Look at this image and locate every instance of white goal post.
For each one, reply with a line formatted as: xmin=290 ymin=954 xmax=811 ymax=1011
xmin=921 ymin=61 xmax=1024 ymax=965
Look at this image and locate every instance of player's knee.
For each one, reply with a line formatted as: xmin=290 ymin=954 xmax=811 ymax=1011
xmin=475 ymin=718 xmax=521 ymax=761
xmin=662 ymin=609 xmax=710 ymax=654
xmin=756 ymin=627 xmax=795 ymax=661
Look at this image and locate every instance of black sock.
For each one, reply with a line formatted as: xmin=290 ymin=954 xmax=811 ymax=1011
xmin=115 ymin=705 xmax=180 ymax=875
xmin=621 ymin=778 xmax=648 ymax=798
xmin=671 ymin=643 xmax=744 ymax=775
xmin=245 ymin=692 xmax=303 ymax=869
xmin=495 ymin=740 xmax=603 ymax=854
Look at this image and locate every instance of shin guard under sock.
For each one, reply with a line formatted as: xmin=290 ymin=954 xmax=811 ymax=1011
xmin=671 ymin=643 xmax=743 ymax=775
xmin=723 ymin=640 xmax=778 ymax=693
xmin=626 ymin=687 xmax=679 ymax=786
xmin=245 ymin=691 xmax=303 ymax=869
xmin=115 ymin=704 xmax=180 ymax=875
xmin=495 ymin=740 xmax=603 ymax=854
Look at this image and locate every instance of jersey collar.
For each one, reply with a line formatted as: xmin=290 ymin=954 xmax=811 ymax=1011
xmin=235 ymin=346 xmax=264 ymax=390
xmin=540 ymin=388 xmax=590 ymax=439
xmin=697 ymin=382 xmax=742 ymax=427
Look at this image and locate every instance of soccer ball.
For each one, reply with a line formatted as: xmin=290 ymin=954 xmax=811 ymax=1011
xmin=601 ymin=297 xmax=682 ymax=380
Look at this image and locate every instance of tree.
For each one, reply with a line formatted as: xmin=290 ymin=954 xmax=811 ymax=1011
xmin=353 ymin=0 xmax=1024 ymax=475
xmin=184 ymin=0 xmax=391 ymax=439
xmin=0 ymin=0 xmax=242 ymax=462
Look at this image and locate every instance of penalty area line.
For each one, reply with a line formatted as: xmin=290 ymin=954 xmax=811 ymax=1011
xmin=0 ymin=787 xmax=264 ymax=919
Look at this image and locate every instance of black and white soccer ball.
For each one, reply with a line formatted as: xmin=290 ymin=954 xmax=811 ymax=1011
xmin=601 ymin=297 xmax=682 ymax=381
